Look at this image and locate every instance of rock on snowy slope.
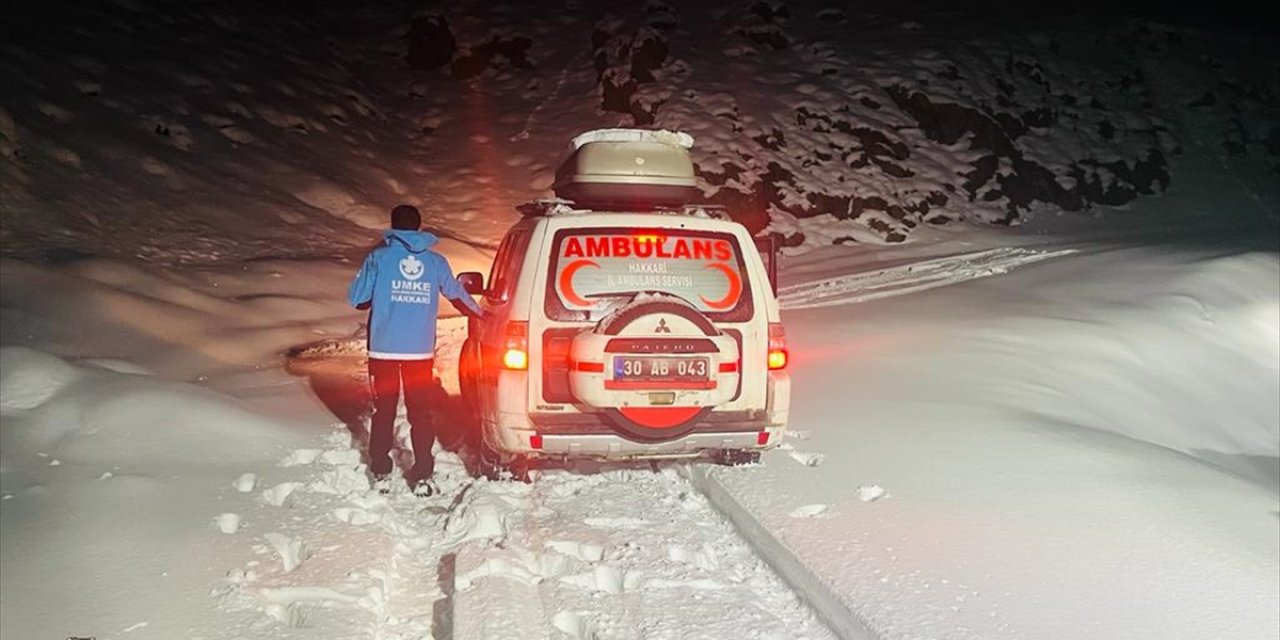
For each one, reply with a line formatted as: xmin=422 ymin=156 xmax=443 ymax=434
xmin=1 ymin=2 xmax=1277 ymax=263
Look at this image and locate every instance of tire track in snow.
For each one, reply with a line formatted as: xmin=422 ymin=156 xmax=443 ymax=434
xmin=213 ymin=430 xmax=479 ymax=639
xmin=778 ymin=247 xmax=1077 ymax=310
xmin=214 ymin=427 xmax=835 ymax=640
xmin=451 ymin=464 xmax=837 ymax=640
xmin=685 ymin=465 xmax=879 ymax=640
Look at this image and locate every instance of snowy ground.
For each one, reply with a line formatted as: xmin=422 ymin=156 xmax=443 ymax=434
xmin=3 ymin=208 xmax=1276 ymax=639
xmin=713 ymin=243 xmax=1280 ymax=640
xmin=1 ymin=334 xmax=837 ymax=640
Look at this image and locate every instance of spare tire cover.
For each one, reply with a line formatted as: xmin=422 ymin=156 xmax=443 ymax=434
xmin=569 ymin=293 xmax=738 ymax=442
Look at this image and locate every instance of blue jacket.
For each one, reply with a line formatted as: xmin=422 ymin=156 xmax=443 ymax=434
xmin=348 ymin=230 xmax=482 ymax=360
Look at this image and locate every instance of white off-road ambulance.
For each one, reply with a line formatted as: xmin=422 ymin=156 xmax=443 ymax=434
xmin=457 ymin=129 xmax=789 ymax=475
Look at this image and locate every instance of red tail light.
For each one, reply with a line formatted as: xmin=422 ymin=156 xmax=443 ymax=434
xmin=502 ymin=321 xmax=529 ymax=370
xmin=767 ymin=322 xmax=788 ymax=370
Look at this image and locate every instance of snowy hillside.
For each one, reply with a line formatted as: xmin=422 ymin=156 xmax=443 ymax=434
xmin=2 ymin=1 xmax=1277 ymax=264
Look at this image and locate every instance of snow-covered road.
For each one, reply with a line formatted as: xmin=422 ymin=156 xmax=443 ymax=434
xmin=210 ymin=429 xmax=835 ymax=640
xmin=778 ymin=247 xmax=1078 ymax=310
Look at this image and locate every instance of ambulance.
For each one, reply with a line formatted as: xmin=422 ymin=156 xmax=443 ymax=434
xmin=457 ymin=129 xmax=789 ymax=475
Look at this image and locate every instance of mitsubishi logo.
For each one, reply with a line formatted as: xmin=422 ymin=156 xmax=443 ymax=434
xmin=655 ymin=319 xmax=671 ymax=334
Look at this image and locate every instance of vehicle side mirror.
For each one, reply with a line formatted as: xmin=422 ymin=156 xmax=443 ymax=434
xmin=458 ymin=272 xmax=485 ymax=295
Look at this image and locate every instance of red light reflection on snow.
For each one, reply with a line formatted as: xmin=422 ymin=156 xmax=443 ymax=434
xmin=463 ymin=85 xmax=507 ymax=231
xmin=782 ymin=331 xmax=909 ymax=371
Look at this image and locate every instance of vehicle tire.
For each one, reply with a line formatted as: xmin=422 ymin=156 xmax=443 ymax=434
xmin=477 ymin=438 xmax=534 ymax=483
xmin=507 ymin=456 xmax=535 ymax=483
xmin=459 ymin=338 xmax=480 ymax=416
xmin=476 ymin=438 xmax=504 ymax=480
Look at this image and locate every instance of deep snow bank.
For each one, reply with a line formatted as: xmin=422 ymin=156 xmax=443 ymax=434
xmin=0 ymin=347 xmax=315 ymax=639
xmin=970 ymin=249 xmax=1280 ymax=486
xmin=701 ymin=243 xmax=1279 ymax=639
xmin=785 ymin=244 xmax=1280 ymax=487
xmin=0 ymin=347 xmax=303 ymax=467
xmin=0 ymin=249 xmax=489 ymax=380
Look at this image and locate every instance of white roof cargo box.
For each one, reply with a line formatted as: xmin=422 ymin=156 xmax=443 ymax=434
xmin=552 ymin=128 xmax=700 ymax=209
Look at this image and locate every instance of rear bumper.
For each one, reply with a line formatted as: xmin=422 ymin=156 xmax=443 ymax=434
xmin=483 ymin=366 xmax=790 ymax=460
xmin=531 ymin=409 xmax=767 ymax=434
xmin=537 ymin=429 xmax=779 ymax=459
xmin=488 ymin=410 xmax=782 ymax=459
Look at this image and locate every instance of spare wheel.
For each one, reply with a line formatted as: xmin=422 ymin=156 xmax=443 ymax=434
xmin=568 ymin=293 xmax=739 ymax=442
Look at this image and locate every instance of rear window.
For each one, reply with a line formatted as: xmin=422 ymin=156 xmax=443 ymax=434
xmin=545 ymin=228 xmax=754 ymax=321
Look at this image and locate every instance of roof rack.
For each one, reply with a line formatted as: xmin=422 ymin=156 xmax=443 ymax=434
xmin=516 ymin=199 xmax=730 ymax=221
xmin=516 ymin=198 xmax=579 ymax=217
xmin=660 ymin=204 xmax=731 ymax=220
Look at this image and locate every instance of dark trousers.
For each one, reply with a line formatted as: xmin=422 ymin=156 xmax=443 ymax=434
xmin=367 ymin=358 xmax=437 ymax=480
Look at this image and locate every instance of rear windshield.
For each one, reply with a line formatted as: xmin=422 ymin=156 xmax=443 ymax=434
xmin=545 ymin=228 xmax=753 ymax=321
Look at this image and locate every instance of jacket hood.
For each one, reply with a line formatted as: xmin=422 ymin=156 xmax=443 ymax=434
xmin=384 ymin=229 xmax=438 ymax=253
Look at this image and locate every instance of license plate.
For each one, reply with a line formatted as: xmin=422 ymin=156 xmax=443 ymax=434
xmin=613 ymin=356 xmax=709 ymax=381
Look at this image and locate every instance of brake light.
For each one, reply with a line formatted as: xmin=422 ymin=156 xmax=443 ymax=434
xmin=767 ymin=350 xmax=788 ymax=370
xmin=502 ymin=321 xmax=529 ymax=370
xmin=503 ymin=349 xmax=528 ymax=370
xmin=767 ymin=323 xmax=788 ymax=370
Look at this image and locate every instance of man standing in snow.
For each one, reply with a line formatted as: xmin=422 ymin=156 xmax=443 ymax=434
xmin=348 ymin=204 xmax=484 ymax=494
